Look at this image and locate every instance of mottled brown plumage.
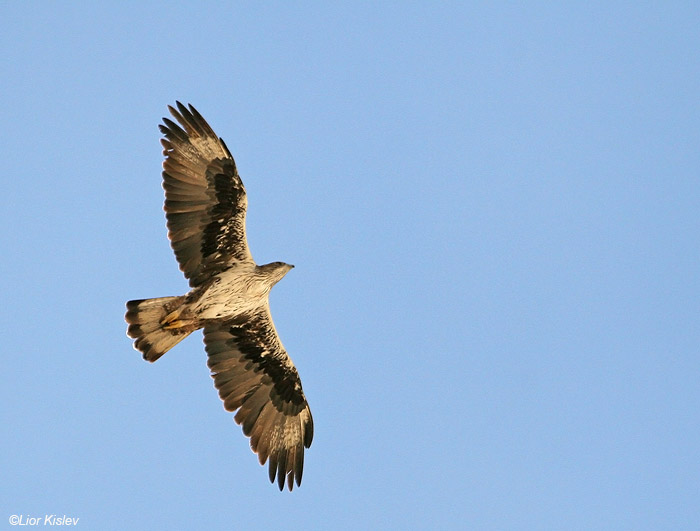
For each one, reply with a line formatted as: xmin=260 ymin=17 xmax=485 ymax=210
xmin=125 ymin=102 xmax=312 ymax=491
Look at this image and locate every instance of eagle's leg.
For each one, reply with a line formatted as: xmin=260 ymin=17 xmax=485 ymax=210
xmin=161 ymin=308 xmax=194 ymax=330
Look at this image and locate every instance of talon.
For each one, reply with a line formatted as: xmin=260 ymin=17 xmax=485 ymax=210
xmin=161 ymin=309 xmax=181 ymax=327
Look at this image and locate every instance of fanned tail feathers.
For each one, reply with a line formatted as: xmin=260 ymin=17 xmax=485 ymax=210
xmin=125 ymin=296 xmax=192 ymax=362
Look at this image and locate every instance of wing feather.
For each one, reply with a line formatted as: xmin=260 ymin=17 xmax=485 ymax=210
xmin=160 ymin=102 xmax=253 ymax=286
xmin=203 ymin=309 xmax=313 ymax=491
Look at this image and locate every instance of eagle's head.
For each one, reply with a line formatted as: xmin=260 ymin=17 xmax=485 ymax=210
xmin=258 ymin=261 xmax=294 ymax=286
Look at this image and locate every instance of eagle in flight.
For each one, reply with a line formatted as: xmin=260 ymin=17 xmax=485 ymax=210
xmin=125 ymin=102 xmax=313 ymax=491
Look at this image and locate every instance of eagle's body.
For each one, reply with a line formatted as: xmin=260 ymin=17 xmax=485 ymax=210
xmin=186 ymin=261 xmax=291 ymax=321
xmin=125 ymin=103 xmax=312 ymax=491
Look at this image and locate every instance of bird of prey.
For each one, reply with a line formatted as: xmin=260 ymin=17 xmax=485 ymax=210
xmin=125 ymin=102 xmax=313 ymax=491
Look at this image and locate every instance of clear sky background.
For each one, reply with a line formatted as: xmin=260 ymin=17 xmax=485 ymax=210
xmin=2 ymin=3 xmax=699 ymax=530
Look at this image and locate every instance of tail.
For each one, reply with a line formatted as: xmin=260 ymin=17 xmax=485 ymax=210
xmin=125 ymin=296 xmax=193 ymax=362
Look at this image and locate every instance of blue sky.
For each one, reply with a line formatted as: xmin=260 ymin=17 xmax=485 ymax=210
xmin=2 ymin=2 xmax=699 ymax=530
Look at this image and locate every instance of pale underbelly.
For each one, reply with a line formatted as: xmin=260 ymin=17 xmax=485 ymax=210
xmin=189 ymin=274 xmax=268 ymax=320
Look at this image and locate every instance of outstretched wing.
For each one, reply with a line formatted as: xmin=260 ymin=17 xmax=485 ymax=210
xmin=204 ymin=308 xmax=313 ymax=491
xmin=160 ymin=102 xmax=252 ymax=287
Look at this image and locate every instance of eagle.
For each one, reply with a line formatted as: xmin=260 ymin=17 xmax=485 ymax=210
xmin=125 ymin=102 xmax=313 ymax=491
